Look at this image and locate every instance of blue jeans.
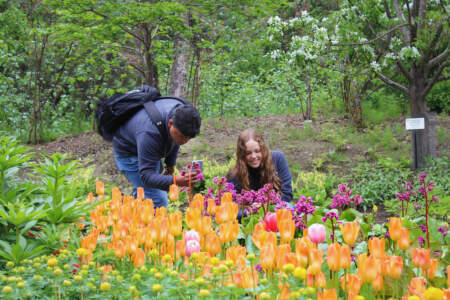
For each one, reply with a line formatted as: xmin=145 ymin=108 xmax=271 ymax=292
xmin=114 ymin=153 xmax=168 ymax=208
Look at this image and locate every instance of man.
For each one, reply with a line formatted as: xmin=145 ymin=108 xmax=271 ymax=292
xmin=112 ymin=96 xmax=201 ymax=208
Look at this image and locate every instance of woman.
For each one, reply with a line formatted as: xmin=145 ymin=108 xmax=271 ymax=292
xmin=227 ymin=129 xmax=293 ymax=203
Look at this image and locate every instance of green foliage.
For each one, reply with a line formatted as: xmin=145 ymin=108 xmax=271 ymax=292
xmin=427 ymin=80 xmax=450 ymax=114
xmin=0 ymin=136 xmax=94 ymax=263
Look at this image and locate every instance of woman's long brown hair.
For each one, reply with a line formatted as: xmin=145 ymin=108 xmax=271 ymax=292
xmin=229 ymin=129 xmax=281 ymax=192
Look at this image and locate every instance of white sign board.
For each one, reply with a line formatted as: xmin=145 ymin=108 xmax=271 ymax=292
xmin=405 ymin=118 xmax=425 ymax=130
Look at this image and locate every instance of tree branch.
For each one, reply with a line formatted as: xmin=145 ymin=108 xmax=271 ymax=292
xmin=423 ymin=60 xmax=450 ymax=96
xmin=428 ymin=47 xmax=449 ymax=68
xmin=376 ymin=72 xmax=409 ymax=94
xmin=420 ymin=19 xmax=444 ymax=67
xmin=393 ymin=0 xmax=411 ymax=43
xmin=330 ymin=24 xmax=409 ymax=47
xmin=396 ymin=61 xmax=413 ymax=81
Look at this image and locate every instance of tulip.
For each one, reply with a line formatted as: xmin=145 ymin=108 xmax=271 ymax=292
xmin=205 ymin=232 xmax=221 ymax=256
xmin=308 ymin=223 xmax=326 ymax=244
xmin=215 ymin=202 xmax=238 ymax=224
xmin=137 ymin=187 xmax=144 ymax=200
xmin=279 ymin=218 xmax=295 ymax=243
xmin=317 ymin=289 xmax=337 ymax=300
xmin=387 ymin=255 xmax=403 ymax=279
xmin=176 ymin=238 xmax=185 ymax=259
xmin=132 ymin=248 xmax=145 ymax=267
xmin=307 ymin=248 xmax=323 ymax=275
xmin=315 ymin=271 xmax=326 ymax=288
xmin=295 ymin=237 xmax=313 ymax=268
xmin=339 ymin=244 xmax=351 ymax=269
xmin=185 ymin=240 xmax=200 ymax=257
xmin=168 ymin=211 xmax=182 ymax=237
xmin=219 ymin=220 xmax=239 ymax=244
xmin=191 ymin=193 xmax=204 ymax=210
xmin=411 ymin=248 xmax=431 ymax=269
xmin=199 ymin=216 xmax=212 ymax=236
xmin=260 ymin=243 xmax=276 ymax=271
xmin=327 ymin=242 xmax=341 ymax=272
xmin=422 ymin=258 xmax=438 ymax=279
xmin=372 ymin=274 xmax=383 ymax=292
xmin=186 ymin=207 xmax=201 ymax=230
xmin=221 ymin=192 xmax=232 ymax=203
xmin=339 ymin=221 xmax=360 ymax=245
xmin=408 ymin=277 xmax=427 ymax=297
xmin=368 ymin=237 xmax=385 ymax=259
xmin=276 ymin=244 xmax=291 ymax=270
xmin=96 ymin=181 xmax=104 ymax=196
xmin=279 ymin=252 xmax=298 ymax=268
xmin=397 ymin=227 xmax=411 ymax=250
xmin=388 ymin=217 xmax=402 ymax=241
xmin=276 ymin=208 xmax=292 ymax=223
xmin=264 ymin=212 xmax=278 ymax=232
xmin=226 ymin=245 xmax=246 ymax=267
xmin=233 ymin=266 xmax=258 ymax=289
xmin=168 ymin=184 xmax=178 ymax=201
xmin=207 ymin=199 xmax=217 ymax=215
xmin=341 ymin=273 xmax=362 ymax=295
xmin=358 ymin=254 xmax=378 ymax=283
xmin=185 ymin=229 xmax=200 ymax=243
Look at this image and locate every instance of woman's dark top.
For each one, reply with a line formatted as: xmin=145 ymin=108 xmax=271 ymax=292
xmin=228 ymin=151 xmax=293 ymax=202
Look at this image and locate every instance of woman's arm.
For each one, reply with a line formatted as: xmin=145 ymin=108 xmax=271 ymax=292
xmin=272 ymin=151 xmax=293 ymax=202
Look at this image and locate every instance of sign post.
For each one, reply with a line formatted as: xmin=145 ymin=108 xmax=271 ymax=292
xmin=405 ymin=118 xmax=425 ymax=170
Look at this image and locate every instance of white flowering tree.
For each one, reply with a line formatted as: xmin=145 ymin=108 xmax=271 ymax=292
xmin=268 ymin=0 xmax=448 ymax=168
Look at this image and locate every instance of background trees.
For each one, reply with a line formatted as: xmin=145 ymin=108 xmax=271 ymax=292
xmin=0 ymin=0 xmax=448 ymax=168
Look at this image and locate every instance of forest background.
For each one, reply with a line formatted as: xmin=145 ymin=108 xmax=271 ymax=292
xmin=0 ymin=0 xmax=449 ymax=215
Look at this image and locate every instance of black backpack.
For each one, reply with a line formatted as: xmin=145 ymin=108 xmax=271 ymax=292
xmin=95 ymin=85 xmax=190 ymax=142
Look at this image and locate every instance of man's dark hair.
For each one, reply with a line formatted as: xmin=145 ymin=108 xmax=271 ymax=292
xmin=172 ymin=104 xmax=201 ymax=138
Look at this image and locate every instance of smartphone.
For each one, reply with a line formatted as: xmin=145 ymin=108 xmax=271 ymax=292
xmin=192 ymin=160 xmax=203 ymax=171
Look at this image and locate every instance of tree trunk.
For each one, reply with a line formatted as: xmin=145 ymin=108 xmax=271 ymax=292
xmin=169 ymin=34 xmax=188 ymax=97
xmin=409 ymin=77 xmax=437 ymax=169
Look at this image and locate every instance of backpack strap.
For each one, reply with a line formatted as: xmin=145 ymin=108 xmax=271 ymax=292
xmin=143 ymin=101 xmax=167 ymax=141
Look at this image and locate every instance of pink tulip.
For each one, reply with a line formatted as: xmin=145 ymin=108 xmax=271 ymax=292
xmin=308 ymin=223 xmax=326 ymax=244
xmin=185 ymin=239 xmax=200 ymax=257
xmin=185 ymin=229 xmax=200 ymax=243
xmin=264 ymin=212 xmax=278 ymax=232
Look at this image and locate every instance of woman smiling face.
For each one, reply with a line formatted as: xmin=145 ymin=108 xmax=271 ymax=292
xmin=244 ymin=139 xmax=262 ymax=169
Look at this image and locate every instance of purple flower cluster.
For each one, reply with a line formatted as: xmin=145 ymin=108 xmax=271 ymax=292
xmin=295 ymin=195 xmax=316 ymax=215
xmin=437 ymin=226 xmax=448 ymax=239
xmin=204 ymin=176 xmax=236 ymax=206
xmin=236 ymin=184 xmax=282 ymax=215
xmin=331 ymin=183 xmax=362 ymax=209
xmin=322 ymin=211 xmax=339 ymax=223
xmin=396 ymin=181 xmax=415 ymax=203
xmin=180 ymin=163 xmax=205 ymax=181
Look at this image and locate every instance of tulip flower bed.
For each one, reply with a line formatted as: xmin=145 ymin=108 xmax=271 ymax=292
xmin=0 ymin=174 xmax=448 ymax=300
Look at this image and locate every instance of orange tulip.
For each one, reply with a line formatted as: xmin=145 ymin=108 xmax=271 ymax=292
xmin=186 ymin=207 xmax=202 ymax=230
xmin=372 ymin=274 xmax=383 ymax=292
xmin=154 ymin=216 xmax=168 ymax=243
xmin=163 ymin=234 xmax=175 ymax=259
xmin=137 ymin=187 xmax=144 ymax=200
xmin=295 ymin=237 xmax=313 ymax=268
xmin=358 ymin=254 xmax=379 ymax=283
xmin=113 ymin=240 xmax=126 ymax=258
xmin=199 ymin=216 xmax=212 ymax=236
xmin=317 ymin=289 xmax=337 ymax=300
xmin=191 ymin=193 xmax=204 ymax=210
xmin=368 ymin=237 xmax=385 ymax=259
xmin=315 ymin=271 xmax=326 ymax=288
xmin=408 ymin=277 xmax=427 ymax=297
xmin=226 ymin=245 xmax=246 ymax=267
xmin=96 ymin=181 xmax=104 ymax=196
xmin=219 ymin=220 xmax=239 ymax=244
xmin=276 ymin=244 xmax=291 ymax=270
xmin=339 ymin=244 xmax=351 ymax=269
xmin=422 ymin=258 xmax=438 ymax=279
xmin=276 ymin=209 xmax=292 ymax=222
xmin=411 ymin=248 xmax=431 ymax=269
xmin=387 ymin=255 xmax=403 ymax=279
xmin=252 ymin=223 xmax=277 ymax=249
xmin=207 ymin=199 xmax=217 ymax=215
xmin=260 ymin=243 xmax=276 ymax=271
xmin=168 ymin=211 xmax=182 ymax=237
xmin=132 ymin=248 xmax=145 ymax=267
xmin=279 ymin=218 xmax=295 ymax=244
xmin=341 ymin=273 xmax=362 ymax=295
xmin=215 ymin=201 xmax=238 ymax=224
xmin=388 ymin=217 xmax=402 ymax=242
xmin=339 ymin=222 xmax=360 ymax=245
xmin=221 ymin=192 xmax=232 ymax=203
xmin=279 ymin=252 xmax=298 ymax=268
xmin=176 ymin=237 xmax=185 ymax=259
xmin=307 ymin=248 xmax=323 ymax=275
xmin=169 ymin=184 xmax=179 ymax=201
xmin=205 ymin=232 xmax=221 ymax=256
xmin=448 ymin=266 xmax=450 ymax=288
xmin=233 ymin=266 xmax=258 ymax=289
xmin=327 ymin=242 xmax=341 ymax=271
xmin=397 ymin=227 xmax=411 ymax=250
